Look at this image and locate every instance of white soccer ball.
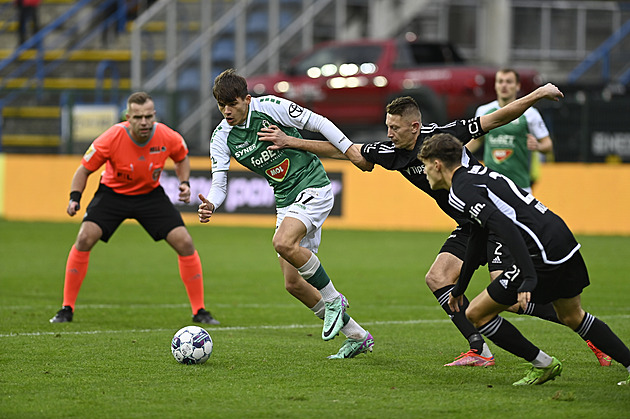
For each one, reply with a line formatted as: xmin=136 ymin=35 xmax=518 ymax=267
xmin=171 ymin=326 xmax=213 ymax=364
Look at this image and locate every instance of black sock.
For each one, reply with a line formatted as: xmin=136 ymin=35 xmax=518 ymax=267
xmin=433 ymin=285 xmax=485 ymax=353
xmin=517 ymin=302 xmax=563 ymax=324
xmin=478 ymin=315 xmax=540 ymax=362
xmin=576 ymin=312 xmax=630 ymax=368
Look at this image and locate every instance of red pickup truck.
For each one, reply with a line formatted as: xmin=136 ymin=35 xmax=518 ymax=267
xmin=247 ymin=38 xmax=542 ymax=128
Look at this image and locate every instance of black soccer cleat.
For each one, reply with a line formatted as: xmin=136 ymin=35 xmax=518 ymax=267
xmin=192 ymin=308 xmax=220 ymax=325
xmin=50 ymin=306 xmax=73 ymax=323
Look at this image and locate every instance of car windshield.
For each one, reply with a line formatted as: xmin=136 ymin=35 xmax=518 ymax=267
xmin=292 ymin=44 xmax=384 ymax=76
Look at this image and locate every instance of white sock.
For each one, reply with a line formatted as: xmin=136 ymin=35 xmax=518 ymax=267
xmin=318 ymin=281 xmax=339 ymax=302
xmin=340 ymin=318 xmax=366 ymax=340
xmin=531 ymin=350 xmax=553 ymax=368
xmin=311 ymin=299 xmax=325 ymax=320
xmin=480 ymin=343 xmax=493 ymax=358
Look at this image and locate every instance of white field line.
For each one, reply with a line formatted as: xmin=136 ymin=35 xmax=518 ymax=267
xmin=1 ymin=315 xmax=630 ymax=338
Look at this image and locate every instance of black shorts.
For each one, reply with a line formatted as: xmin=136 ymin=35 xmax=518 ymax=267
xmin=486 ymin=233 xmax=516 ymax=273
xmin=439 ymin=224 xmax=504 ymax=270
xmin=487 ymin=250 xmax=590 ymax=305
xmin=84 ymin=184 xmax=185 ymax=242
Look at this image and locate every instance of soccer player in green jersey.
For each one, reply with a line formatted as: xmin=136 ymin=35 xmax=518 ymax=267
xmin=197 ymin=69 xmax=373 ymax=359
xmin=467 ymin=68 xmax=554 ymax=193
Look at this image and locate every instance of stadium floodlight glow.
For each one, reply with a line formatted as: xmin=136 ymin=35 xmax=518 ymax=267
xmin=339 ymin=63 xmax=359 ymax=77
xmin=274 ymin=81 xmax=290 ymax=93
xmin=307 ymin=67 xmax=322 ymax=78
xmin=360 ymin=63 xmax=377 ymax=74
xmin=321 ymin=64 xmax=337 ymax=77
xmin=373 ymin=76 xmax=388 ymax=87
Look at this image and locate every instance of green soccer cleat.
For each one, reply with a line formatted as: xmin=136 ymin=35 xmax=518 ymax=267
xmin=513 ymin=357 xmax=563 ymax=386
xmin=618 ymin=373 xmax=630 ymax=386
xmin=322 ymin=293 xmax=348 ymax=341
xmin=327 ymin=331 xmax=374 ymax=359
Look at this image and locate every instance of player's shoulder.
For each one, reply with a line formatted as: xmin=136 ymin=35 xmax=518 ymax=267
xmin=210 ymin=120 xmax=232 ymax=144
xmin=93 ymin=123 xmax=126 ymax=145
xmin=523 ymin=106 xmax=543 ymax=119
xmin=154 ymin=121 xmax=181 ymax=136
xmin=475 ymin=100 xmax=499 ymax=116
xmin=250 ymin=95 xmax=286 ymax=110
xmin=361 ymin=140 xmax=396 ymax=154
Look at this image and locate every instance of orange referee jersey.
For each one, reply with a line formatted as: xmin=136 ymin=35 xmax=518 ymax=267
xmin=81 ymin=121 xmax=188 ymax=195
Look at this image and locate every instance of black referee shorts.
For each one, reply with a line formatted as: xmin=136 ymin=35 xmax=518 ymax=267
xmin=487 ymin=250 xmax=590 ymax=306
xmin=83 ymin=184 xmax=185 ymax=243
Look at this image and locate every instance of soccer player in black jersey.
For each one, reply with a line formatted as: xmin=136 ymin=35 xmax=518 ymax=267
xmin=256 ymin=83 xmax=611 ymax=367
xmin=418 ymin=132 xmax=630 ymax=385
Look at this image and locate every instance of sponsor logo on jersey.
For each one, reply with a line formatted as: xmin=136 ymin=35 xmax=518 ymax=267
xmin=492 ymin=148 xmax=513 ymax=163
xmin=149 ymin=146 xmax=167 ymax=154
xmin=265 ymin=158 xmax=290 ymax=181
xmin=403 ymin=165 xmax=425 ymax=176
xmin=251 ymin=148 xmax=281 ymax=167
xmin=499 ymin=278 xmax=509 ymax=289
xmin=83 ymin=144 xmax=96 ymax=161
xmin=235 ymin=143 xmax=257 ymax=159
xmin=469 ymin=202 xmax=485 ymax=223
xmin=288 ymin=103 xmax=304 ymax=118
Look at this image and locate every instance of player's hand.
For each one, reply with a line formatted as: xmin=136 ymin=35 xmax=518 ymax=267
xmin=526 ymin=134 xmax=539 ymax=151
xmin=257 ymin=124 xmax=291 ymax=150
xmin=197 ymin=193 xmax=215 ymax=223
xmin=448 ymin=293 xmax=464 ymax=313
xmin=179 ymin=182 xmax=191 ymax=203
xmin=517 ymin=291 xmax=531 ymax=312
xmin=67 ymin=200 xmax=80 ymax=217
xmin=345 ymin=144 xmax=374 ymax=172
xmin=538 ymin=83 xmax=564 ymax=101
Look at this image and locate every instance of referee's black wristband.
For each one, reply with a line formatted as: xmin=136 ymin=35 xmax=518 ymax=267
xmin=69 ymin=191 xmax=82 ymax=203
xmin=179 ymin=180 xmax=190 ymax=187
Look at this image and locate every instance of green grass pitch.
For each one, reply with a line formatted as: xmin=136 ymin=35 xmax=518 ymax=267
xmin=1 ymin=220 xmax=629 ymax=418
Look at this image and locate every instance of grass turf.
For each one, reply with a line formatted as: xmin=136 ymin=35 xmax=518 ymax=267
xmin=1 ymin=220 xmax=629 ymax=418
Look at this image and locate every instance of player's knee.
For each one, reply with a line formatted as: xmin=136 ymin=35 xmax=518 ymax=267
xmin=272 ymin=235 xmax=294 ymax=259
xmin=464 ymin=304 xmax=486 ymax=328
xmin=556 ymin=310 xmax=583 ymax=330
xmin=425 ymin=269 xmax=452 ymax=291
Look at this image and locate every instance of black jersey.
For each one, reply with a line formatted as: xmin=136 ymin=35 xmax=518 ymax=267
xmin=360 ymin=118 xmax=486 ymax=224
xmin=449 ymin=163 xmax=581 ymax=294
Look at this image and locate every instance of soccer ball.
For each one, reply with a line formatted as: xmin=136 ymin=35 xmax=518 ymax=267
xmin=171 ymin=326 xmax=213 ymax=364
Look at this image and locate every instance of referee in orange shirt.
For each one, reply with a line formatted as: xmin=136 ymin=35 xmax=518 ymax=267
xmin=50 ymin=92 xmax=219 ymax=325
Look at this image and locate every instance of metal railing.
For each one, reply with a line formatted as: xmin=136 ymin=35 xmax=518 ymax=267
xmin=567 ymin=19 xmax=630 ymax=85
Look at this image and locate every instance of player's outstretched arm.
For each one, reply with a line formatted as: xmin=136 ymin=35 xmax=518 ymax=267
xmin=480 ymin=83 xmax=563 ymax=133
xmin=258 ymin=125 xmax=373 ymax=171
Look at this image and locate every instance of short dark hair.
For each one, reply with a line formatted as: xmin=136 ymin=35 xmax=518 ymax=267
xmin=212 ymin=68 xmax=249 ymax=103
xmin=418 ymin=133 xmax=463 ymax=168
xmin=497 ymin=68 xmax=520 ymax=84
xmin=127 ymin=91 xmax=152 ymax=107
xmin=386 ymin=96 xmax=421 ymax=120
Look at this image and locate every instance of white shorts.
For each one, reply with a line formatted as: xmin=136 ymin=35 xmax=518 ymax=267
xmin=275 ymin=184 xmax=333 ymax=253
